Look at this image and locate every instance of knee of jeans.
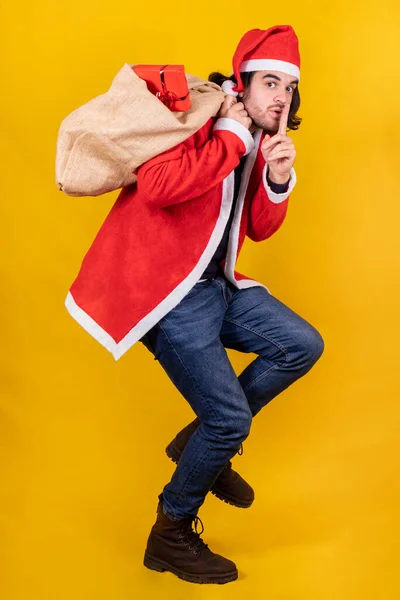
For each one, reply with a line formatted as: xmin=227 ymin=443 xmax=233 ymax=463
xmin=219 ymin=410 xmax=252 ymax=443
xmin=302 ymin=326 xmax=325 ymax=365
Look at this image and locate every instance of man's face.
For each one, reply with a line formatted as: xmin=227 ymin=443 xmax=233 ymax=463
xmin=239 ymin=70 xmax=299 ymax=133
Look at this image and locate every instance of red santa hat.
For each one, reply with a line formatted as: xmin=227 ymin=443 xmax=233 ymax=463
xmin=221 ymin=25 xmax=301 ymax=96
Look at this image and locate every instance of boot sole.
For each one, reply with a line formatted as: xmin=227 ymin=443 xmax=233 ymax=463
xmin=165 ymin=443 xmax=254 ymax=509
xmin=143 ymin=551 xmax=238 ymax=584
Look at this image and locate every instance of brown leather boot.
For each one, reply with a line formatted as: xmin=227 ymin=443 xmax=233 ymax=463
xmin=143 ymin=494 xmax=238 ymax=584
xmin=165 ymin=418 xmax=255 ymax=509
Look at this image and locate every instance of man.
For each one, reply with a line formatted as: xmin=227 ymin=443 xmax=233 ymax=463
xmin=137 ymin=26 xmax=325 ymax=584
xmin=63 ymin=24 xmax=324 ymax=584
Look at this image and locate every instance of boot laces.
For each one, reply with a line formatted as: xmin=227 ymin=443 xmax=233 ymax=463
xmin=179 ymin=515 xmax=208 ymax=554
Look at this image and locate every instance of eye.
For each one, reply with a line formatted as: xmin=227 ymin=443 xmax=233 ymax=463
xmin=287 ymin=86 xmax=295 ymax=93
xmin=266 ymin=81 xmax=276 ymax=88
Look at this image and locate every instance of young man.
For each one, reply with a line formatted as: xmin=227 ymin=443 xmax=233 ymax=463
xmin=63 ymin=24 xmax=324 ymax=584
xmin=138 ymin=26 xmax=325 ymax=584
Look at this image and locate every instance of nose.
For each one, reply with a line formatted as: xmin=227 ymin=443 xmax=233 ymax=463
xmin=273 ymin=93 xmax=287 ymax=106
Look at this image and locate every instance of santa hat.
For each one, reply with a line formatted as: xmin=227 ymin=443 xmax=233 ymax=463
xmin=221 ymin=25 xmax=301 ymax=96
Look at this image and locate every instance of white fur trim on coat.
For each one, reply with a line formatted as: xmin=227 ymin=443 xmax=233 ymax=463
xmin=213 ymin=118 xmax=255 ymax=156
xmin=262 ymin=164 xmax=297 ymax=203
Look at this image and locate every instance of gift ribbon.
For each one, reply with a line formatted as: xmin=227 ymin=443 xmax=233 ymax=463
xmin=156 ymin=65 xmax=190 ymax=108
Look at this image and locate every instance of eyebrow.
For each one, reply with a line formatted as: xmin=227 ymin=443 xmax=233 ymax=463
xmin=262 ymin=73 xmax=299 ymax=85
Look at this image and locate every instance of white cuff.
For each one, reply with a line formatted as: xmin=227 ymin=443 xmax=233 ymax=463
xmin=213 ymin=118 xmax=255 ymax=156
xmin=262 ymin=164 xmax=297 ymax=204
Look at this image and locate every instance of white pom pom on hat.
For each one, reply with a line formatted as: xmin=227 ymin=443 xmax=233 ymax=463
xmin=222 ymin=25 xmax=301 ymax=96
xmin=221 ymin=79 xmax=238 ymax=96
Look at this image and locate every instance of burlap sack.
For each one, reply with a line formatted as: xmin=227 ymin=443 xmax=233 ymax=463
xmin=55 ymin=63 xmax=226 ymax=197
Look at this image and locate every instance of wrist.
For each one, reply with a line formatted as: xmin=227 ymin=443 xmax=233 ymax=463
xmin=267 ymin=166 xmax=290 ymax=185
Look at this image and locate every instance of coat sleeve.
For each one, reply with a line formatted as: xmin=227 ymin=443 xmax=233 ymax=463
xmin=136 ymin=118 xmax=255 ymax=209
xmin=247 ymin=163 xmax=297 ymax=242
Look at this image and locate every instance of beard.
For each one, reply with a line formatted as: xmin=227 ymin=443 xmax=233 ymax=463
xmin=240 ymin=94 xmax=280 ymax=134
xmin=247 ymin=108 xmax=279 ymax=133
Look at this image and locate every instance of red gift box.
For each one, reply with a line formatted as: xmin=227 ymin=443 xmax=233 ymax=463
xmin=132 ymin=64 xmax=192 ymax=112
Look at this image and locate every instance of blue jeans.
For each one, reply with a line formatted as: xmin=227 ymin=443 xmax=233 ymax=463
xmin=140 ymin=274 xmax=324 ymax=520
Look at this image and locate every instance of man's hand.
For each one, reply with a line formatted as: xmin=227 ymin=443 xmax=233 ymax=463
xmin=217 ymin=95 xmax=252 ymax=130
xmin=260 ymin=103 xmax=296 ymax=183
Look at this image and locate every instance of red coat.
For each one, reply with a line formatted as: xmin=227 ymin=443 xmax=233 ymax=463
xmin=65 ymin=116 xmax=297 ymax=360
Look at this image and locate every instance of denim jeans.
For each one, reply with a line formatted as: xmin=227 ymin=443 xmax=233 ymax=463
xmin=140 ymin=274 xmax=324 ymax=520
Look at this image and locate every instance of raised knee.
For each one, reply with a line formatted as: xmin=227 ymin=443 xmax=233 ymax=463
xmin=216 ymin=411 xmax=252 ymax=443
xmin=302 ymin=326 xmax=324 ymax=364
xmin=236 ymin=412 xmax=252 ymax=440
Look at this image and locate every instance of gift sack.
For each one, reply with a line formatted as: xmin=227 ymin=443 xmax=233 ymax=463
xmin=55 ymin=63 xmax=225 ymax=197
xmin=132 ymin=64 xmax=191 ymax=112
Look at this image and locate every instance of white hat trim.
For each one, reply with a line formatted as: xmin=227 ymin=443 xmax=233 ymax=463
xmin=240 ymin=59 xmax=300 ymax=82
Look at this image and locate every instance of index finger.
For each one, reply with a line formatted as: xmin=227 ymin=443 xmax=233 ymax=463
xmin=278 ymin=103 xmax=290 ymax=135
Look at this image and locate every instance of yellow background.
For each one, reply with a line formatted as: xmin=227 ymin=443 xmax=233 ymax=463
xmin=1 ymin=1 xmax=399 ymax=598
